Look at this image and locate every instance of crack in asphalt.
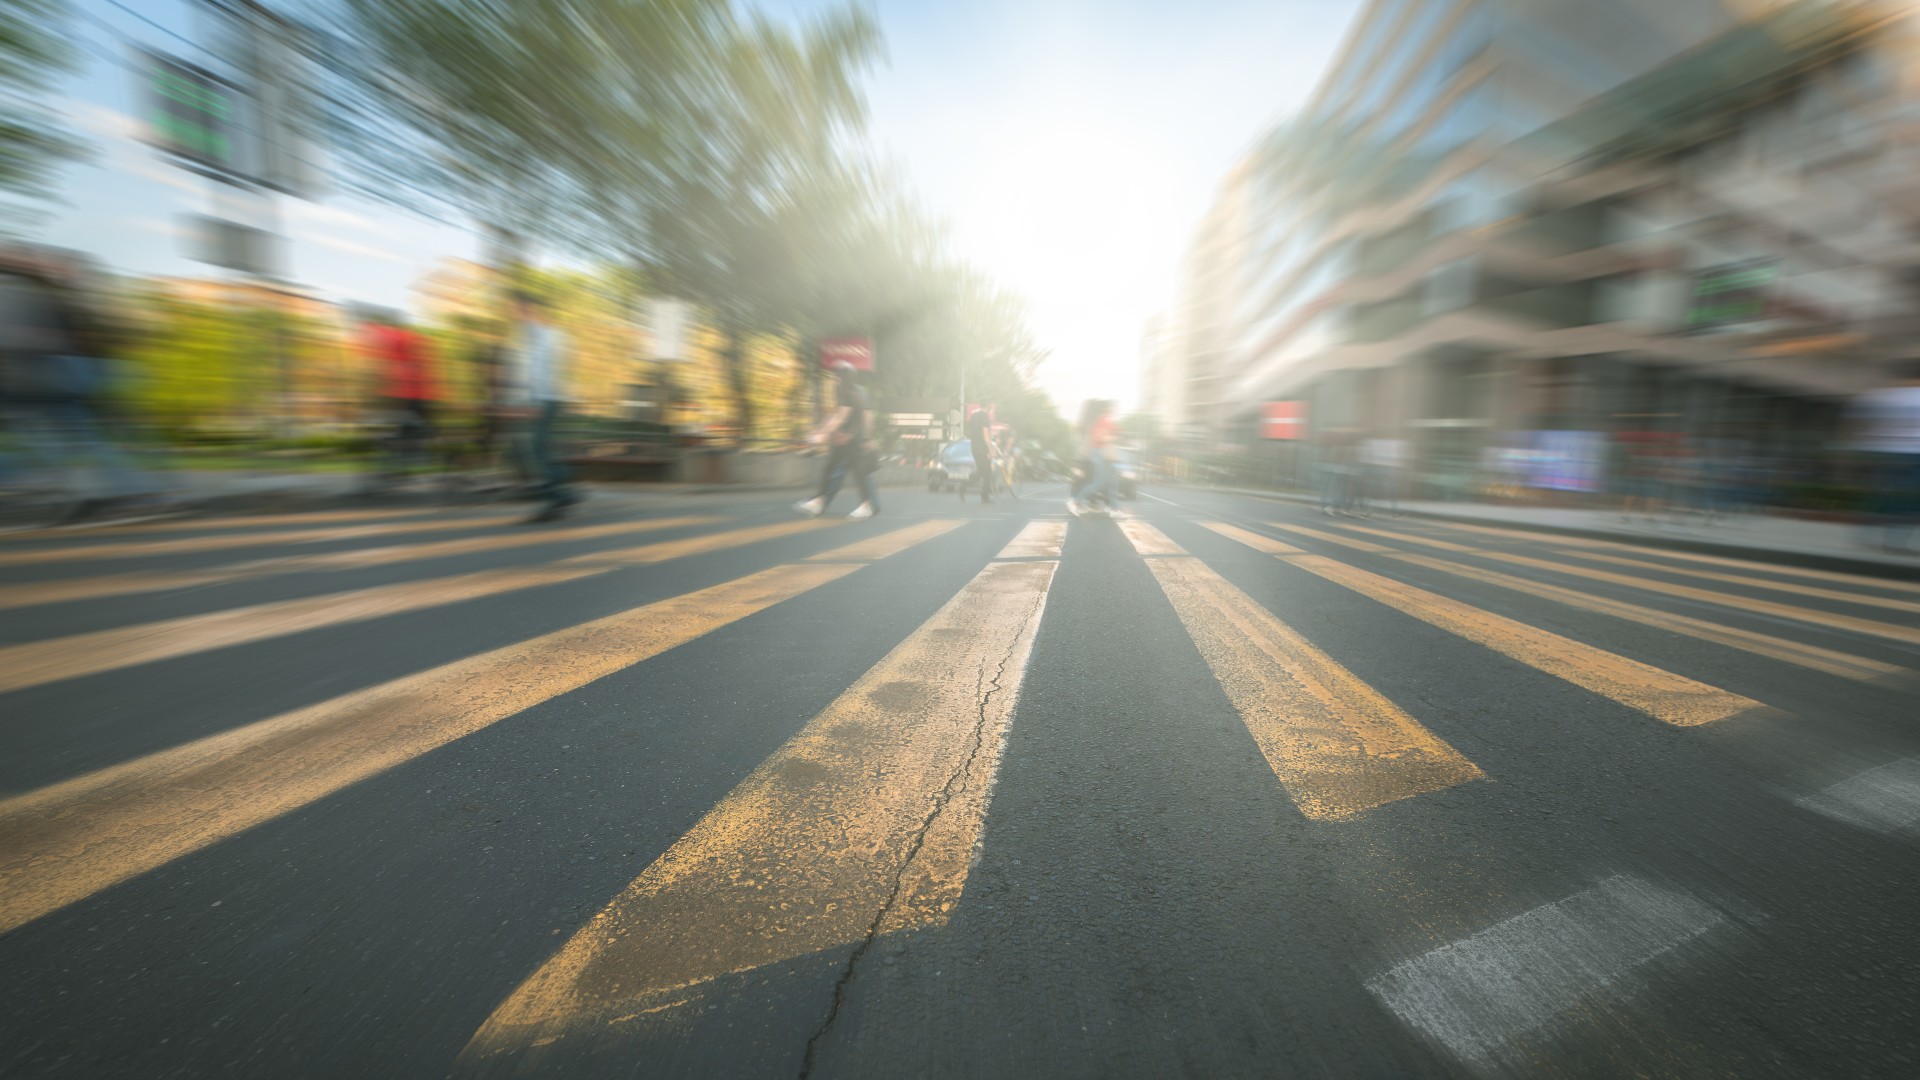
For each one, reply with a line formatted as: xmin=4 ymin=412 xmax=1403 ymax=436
xmin=796 ymin=577 xmax=1044 ymax=1079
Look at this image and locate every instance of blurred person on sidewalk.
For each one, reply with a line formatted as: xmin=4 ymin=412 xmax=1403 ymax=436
xmin=795 ymin=360 xmax=877 ymax=519
xmin=0 ymin=247 xmax=168 ymax=522
xmin=506 ymin=289 xmax=579 ymax=523
xmin=1848 ymin=364 xmax=1920 ymax=554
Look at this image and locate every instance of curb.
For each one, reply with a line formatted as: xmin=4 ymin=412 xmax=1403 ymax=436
xmin=1199 ymin=486 xmax=1920 ymax=583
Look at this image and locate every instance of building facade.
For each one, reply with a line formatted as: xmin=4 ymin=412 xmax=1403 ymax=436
xmin=1184 ymin=0 xmax=1920 ymax=497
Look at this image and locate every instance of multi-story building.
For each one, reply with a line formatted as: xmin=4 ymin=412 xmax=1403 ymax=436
xmin=1191 ymin=0 xmax=1920 ymax=496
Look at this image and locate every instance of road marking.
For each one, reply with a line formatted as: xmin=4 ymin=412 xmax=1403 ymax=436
xmin=1119 ymin=522 xmax=1481 ymax=820
xmin=467 ymin=549 xmax=1056 ymax=1057
xmin=1367 ymin=876 xmax=1725 ymax=1067
xmin=800 ymin=518 xmax=966 ymax=561
xmin=0 ymin=514 xmax=514 ymax=567
xmin=0 ymin=520 xmax=856 ymax=694
xmin=1142 ymin=491 xmax=1183 ymax=508
xmin=1419 ymin=518 xmax=1920 ymax=597
xmin=1313 ymin=523 xmax=1904 ymax=684
xmin=1115 ymin=518 xmax=1185 ymax=555
xmin=993 ymin=519 xmax=1067 ymax=558
xmin=1200 ymin=522 xmax=1305 ymax=556
xmin=0 ymin=506 xmax=445 ymax=542
xmin=0 ymin=515 xmax=725 ymax=611
xmin=1795 ymin=757 xmax=1920 ymax=837
xmin=560 ymin=519 xmax=839 ymax=567
xmin=1560 ymin=548 xmax=1920 ymax=616
xmin=1292 ymin=521 xmax=1920 ymax=649
xmin=1230 ymin=525 xmax=1765 ymax=726
xmin=0 ymin=523 xmax=955 ymax=935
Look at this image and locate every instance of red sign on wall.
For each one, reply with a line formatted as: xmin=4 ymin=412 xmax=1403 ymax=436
xmin=819 ymin=337 xmax=874 ymax=371
xmin=1261 ymin=400 xmax=1306 ymax=440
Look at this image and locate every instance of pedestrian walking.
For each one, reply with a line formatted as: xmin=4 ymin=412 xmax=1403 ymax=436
xmin=795 ymin=360 xmax=877 ymax=519
xmin=505 ymin=290 xmax=579 ymax=523
xmin=359 ymin=308 xmax=440 ymax=494
xmin=966 ymin=400 xmax=996 ymax=504
xmin=0 ymin=248 xmax=167 ymax=523
xmin=1066 ymin=399 xmax=1120 ymax=517
xmin=1848 ymin=364 xmax=1920 ymax=554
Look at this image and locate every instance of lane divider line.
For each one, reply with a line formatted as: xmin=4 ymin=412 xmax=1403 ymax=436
xmin=0 ymin=521 xmax=963 ymax=936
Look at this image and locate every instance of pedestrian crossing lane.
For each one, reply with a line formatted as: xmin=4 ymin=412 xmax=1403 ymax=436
xmin=465 ymin=519 xmax=1063 ymax=1058
xmin=0 ymin=519 xmax=966 ymax=935
xmin=1117 ymin=519 xmax=1484 ymax=821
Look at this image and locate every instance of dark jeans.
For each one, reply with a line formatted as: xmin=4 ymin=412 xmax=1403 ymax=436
xmin=972 ymin=443 xmax=993 ymax=497
xmin=526 ymin=401 xmax=572 ymax=502
xmin=817 ymin=441 xmax=878 ymax=509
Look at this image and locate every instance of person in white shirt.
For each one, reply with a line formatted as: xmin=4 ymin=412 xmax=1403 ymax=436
xmin=505 ymin=290 xmax=578 ymax=523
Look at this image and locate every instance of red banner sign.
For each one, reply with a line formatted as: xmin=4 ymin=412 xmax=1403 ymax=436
xmin=819 ymin=337 xmax=874 ymax=371
xmin=1261 ymin=400 xmax=1306 ymax=440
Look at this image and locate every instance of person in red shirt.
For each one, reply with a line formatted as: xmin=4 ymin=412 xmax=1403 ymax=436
xmin=361 ymin=309 xmax=439 ymax=493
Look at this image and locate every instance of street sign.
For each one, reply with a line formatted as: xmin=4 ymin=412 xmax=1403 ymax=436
xmin=1261 ymin=400 xmax=1306 ymax=440
xmin=144 ymin=52 xmax=240 ymax=175
xmin=820 ymin=337 xmax=874 ymax=371
xmin=182 ymin=214 xmax=281 ymax=276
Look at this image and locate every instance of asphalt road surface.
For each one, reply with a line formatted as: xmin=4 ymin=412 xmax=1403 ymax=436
xmin=2 ymin=484 xmax=1918 ymax=1078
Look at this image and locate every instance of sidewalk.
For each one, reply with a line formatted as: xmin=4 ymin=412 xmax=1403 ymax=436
xmin=1215 ymin=487 xmax=1920 ymax=582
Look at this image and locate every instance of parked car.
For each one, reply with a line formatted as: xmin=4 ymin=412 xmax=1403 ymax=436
xmin=927 ymin=441 xmax=976 ymax=493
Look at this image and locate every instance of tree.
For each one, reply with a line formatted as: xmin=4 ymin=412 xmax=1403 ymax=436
xmin=0 ymin=0 xmax=83 ymax=228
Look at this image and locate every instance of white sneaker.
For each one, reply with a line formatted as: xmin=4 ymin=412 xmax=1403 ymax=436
xmin=795 ymin=498 xmax=824 ymax=518
xmin=849 ymin=502 xmax=874 ymax=519
xmin=1065 ymin=498 xmax=1083 ymax=517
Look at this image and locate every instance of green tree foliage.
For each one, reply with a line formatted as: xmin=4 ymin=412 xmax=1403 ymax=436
xmin=328 ymin=0 xmax=1062 ymax=440
xmin=0 ymin=0 xmax=83 ymax=227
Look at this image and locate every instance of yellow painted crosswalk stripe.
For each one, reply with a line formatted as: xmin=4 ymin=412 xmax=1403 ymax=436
xmin=1237 ymin=524 xmax=1765 ymax=727
xmin=1559 ymin=548 xmax=1920 ymax=616
xmin=0 ymin=515 xmax=725 ymax=611
xmin=805 ymin=518 xmax=968 ymax=561
xmin=0 ymin=520 xmax=844 ymax=695
xmin=1310 ymin=522 xmax=1905 ymax=684
xmin=1298 ymin=521 xmax=1920 ymax=649
xmin=0 ymin=506 xmax=441 ymax=543
xmin=997 ymin=519 xmax=1068 ymax=558
xmin=0 ymin=514 xmax=514 ymax=567
xmin=1121 ymin=522 xmax=1481 ymax=821
xmin=466 ymin=536 xmax=1055 ymax=1057
xmin=0 ymin=522 xmax=960 ymax=935
xmin=1420 ymin=518 xmax=1920 ymax=597
xmin=1116 ymin=518 xmax=1185 ymax=555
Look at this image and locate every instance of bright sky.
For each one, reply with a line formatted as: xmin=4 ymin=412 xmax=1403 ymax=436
xmin=37 ymin=0 xmax=1362 ymax=415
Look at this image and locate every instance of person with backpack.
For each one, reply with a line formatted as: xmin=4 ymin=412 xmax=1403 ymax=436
xmin=796 ymin=360 xmax=878 ymax=519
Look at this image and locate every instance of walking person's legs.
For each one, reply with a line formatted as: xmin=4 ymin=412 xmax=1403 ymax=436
xmin=525 ymin=400 xmax=577 ymax=522
xmin=973 ymin=446 xmax=994 ymax=503
xmin=800 ymin=442 xmax=854 ymax=516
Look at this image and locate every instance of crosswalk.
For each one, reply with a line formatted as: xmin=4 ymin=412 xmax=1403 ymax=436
xmin=2 ymin=498 xmax=1917 ymax=1071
